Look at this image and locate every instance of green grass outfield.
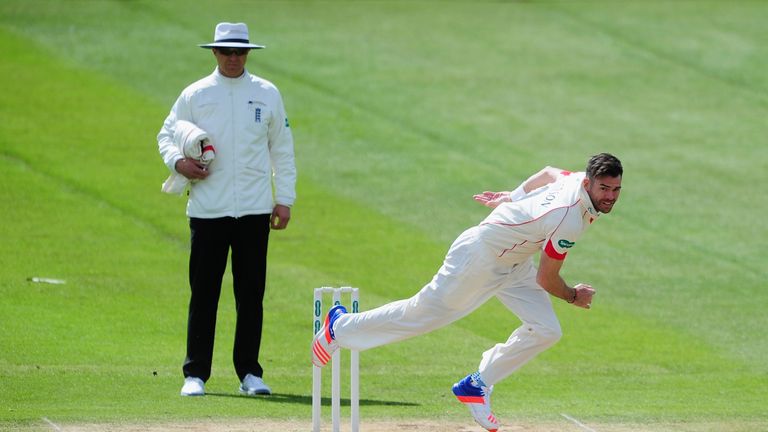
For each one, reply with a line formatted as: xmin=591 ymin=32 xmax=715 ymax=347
xmin=1 ymin=0 xmax=766 ymax=430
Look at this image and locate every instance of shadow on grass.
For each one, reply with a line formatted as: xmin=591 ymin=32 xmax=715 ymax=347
xmin=205 ymin=392 xmax=420 ymax=407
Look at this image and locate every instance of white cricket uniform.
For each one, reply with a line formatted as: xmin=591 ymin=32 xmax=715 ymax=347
xmin=333 ymin=171 xmax=601 ymax=385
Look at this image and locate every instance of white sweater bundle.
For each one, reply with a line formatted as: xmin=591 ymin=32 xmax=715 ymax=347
xmin=161 ymin=120 xmax=215 ymax=195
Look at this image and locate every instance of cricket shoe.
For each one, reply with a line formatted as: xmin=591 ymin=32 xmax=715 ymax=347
xmin=180 ymin=377 xmax=205 ymax=396
xmin=452 ymin=373 xmax=500 ymax=431
xmin=311 ymin=304 xmax=347 ymax=367
xmin=240 ymin=373 xmax=272 ymax=396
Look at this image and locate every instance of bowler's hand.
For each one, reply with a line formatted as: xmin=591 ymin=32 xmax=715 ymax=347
xmin=271 ymin=205 xmax=291 ymax=230
xmin=473 ymin=191 xmax=510 ymax=209
xmin=572 ymin=283 xmax=596 ymax=309
xmin=175 ymin=158 xmax=209 ymax=180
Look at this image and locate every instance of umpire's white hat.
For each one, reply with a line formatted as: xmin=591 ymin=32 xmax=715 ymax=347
xmin=199 ymin=22 xmax=265 ymax=49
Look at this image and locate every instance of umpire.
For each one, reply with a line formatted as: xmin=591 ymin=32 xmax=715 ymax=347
xmin=157 ymin=22 xmax=296 ymax=397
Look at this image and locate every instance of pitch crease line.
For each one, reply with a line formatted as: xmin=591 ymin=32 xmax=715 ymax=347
xmin=42 ymin=417 xmax=62 ymax=431
xmin=561 ymin=413 xmax=597 ymax=432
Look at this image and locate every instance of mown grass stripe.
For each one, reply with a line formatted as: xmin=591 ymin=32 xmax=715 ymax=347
xmin=1 ymin=1 xmax=767 ymax=427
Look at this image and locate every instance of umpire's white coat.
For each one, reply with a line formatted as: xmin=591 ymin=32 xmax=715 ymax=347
xmin=158 ymin=68 xmax=296 ymax=218
xmin=333 ymin=172 xmax=600 ymax=385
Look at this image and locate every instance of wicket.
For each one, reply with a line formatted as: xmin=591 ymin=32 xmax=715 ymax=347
xmin=312 ymin=287 xmax=360 ymax=432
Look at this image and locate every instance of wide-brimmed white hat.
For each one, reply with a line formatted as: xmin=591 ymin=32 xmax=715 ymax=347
xmin=199 ymin=22 xmax=265 ymax=49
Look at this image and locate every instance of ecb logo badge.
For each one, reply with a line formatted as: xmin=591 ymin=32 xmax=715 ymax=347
xmin=558 ymin=239 xmax=575 ymax=249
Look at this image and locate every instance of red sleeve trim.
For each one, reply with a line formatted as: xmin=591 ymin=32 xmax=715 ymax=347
xmin=544 ymin=239 xmax=567 ymax=260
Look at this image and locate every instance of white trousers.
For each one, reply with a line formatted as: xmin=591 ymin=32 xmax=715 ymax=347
xmin=333 ymin=226 xmax=562 ymax=386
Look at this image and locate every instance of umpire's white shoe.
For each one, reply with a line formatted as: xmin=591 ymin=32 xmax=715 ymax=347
xmin=180 ymin=377 xmax=205 ymax=396
xmin=240 ymin=374 xmax=272 ymax=395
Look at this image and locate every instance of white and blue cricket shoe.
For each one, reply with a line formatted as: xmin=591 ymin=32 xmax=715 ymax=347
xmin=452 ymin=372 xmax=500 ymax=431
xmin=311 ymin=304 xmax=347 ymax=367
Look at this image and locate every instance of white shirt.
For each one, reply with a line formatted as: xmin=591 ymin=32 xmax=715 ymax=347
xmin=158 ymin=68 xmax=296 ymax=218
xmin=477 ymin=172 xmax=600 ymax=265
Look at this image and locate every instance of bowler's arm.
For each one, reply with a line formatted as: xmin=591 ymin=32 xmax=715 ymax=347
xmin=537 ymin=252 xmax=595 ymax=309
xmin=521 ymin=166 xmax=567 ymax=193
xmin=474 ymin=166 xmax=567 ymax=208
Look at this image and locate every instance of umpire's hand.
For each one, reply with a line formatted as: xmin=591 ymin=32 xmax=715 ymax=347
xmin=175 ymin=158 xmax=210 ymax=180
xmin=271 ymin=205 xmax=291 ymax=230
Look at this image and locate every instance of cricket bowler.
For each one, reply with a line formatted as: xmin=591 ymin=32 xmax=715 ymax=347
xmin=312 ymin=153 xmax=623 ymax=431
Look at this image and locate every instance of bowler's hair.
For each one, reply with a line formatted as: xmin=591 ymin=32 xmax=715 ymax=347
xmin=586 ymin=153 xmax=623 ymax=179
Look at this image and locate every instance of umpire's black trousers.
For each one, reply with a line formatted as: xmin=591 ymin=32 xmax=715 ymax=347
xmin=183 ymin=214 xmax=270 ymax=382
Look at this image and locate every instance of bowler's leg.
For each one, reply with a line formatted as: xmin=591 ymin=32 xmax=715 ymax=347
xmin=452 ymin=262 xmax=559 ymax=431
xmin=333 ymin=227 xmax=502 ymax=351
xmin=478 ymin=261 xmax=562 ymax=385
